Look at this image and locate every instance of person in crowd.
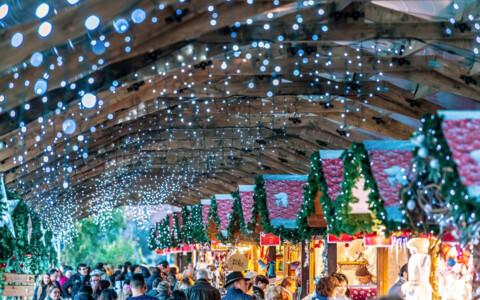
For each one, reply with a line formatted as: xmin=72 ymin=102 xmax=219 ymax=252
xmin=119 ymin=279 xmax=132 ymax=300
xmin=92 ymin=264 xmax=112 ymax=283
xmin=252 ymin=275 xmax=268 ymax=300
xmin=155 ymin=281 xmax=171 ymax=300
xmin=333 ymin=273 xmax=350 ymax=300
xmin=158 ymin=261 xmax=169 ymax=277
xmin=127 ymin=266 xmax=136 ymax=280
xmin=146 ymin=268 xmax=161 ymax=292
xmin=34 ymin=273 xmax=53 ymax=300
xmin=167 ymin=267 xmax=178 ymax=290
xmin=46 ymin=285 xmax=62 ymax=300
xmin=49 ymin=269 xmax=63 ymax=294
xmin=170 ymin=290 xmax=187 ymax=300
xmin=90 ymin=274 xmax=101 ymax=289
xmin=146 ymin=279 xmax=162 ymax=298
xmin=280 ymin=277 xmax=298 ymax=300
xmin=93 ymin=280 xmax=111 ymax=300
xmin=128 ymin=273 xmax=156 ymax=300
xmin=175 ymin=277 xmax=194 ymax=292
xmin=74 ymin=285 xmax=94 ymax=300
xmin=113 ymin=265 xmax=123 ymax=283
xmin=388 ymin=264 xmax=408 ymax=298
xmin=315 ymin=276 xmax=339 ymax=300
xmin=60 ymin=266 xmax=73 ymax=288
xmin=106 ymin=265 xmax=115 ymax=278
xmin=185 ymin=269 xmax=220 ymax=300
xmin=354 ymin=266 xmax=376 ymax=285
xmin=265 ymin=286 xmax=284 ymax=300
xmin=99 ymin=289 xmax=118 ymax=300
xmin=244 ymin=271 xmax=257 ymax=295
xmin=221 ymin=271 xmax=254 ymax=300
xmin=64 ymin=264 xmax=91 ymax=299
xmin=140 ymin=266 xmax=151 ymax=280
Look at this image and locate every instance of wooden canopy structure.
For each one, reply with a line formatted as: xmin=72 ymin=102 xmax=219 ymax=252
xmin=0 ymin=0 xmax=479 ymax=223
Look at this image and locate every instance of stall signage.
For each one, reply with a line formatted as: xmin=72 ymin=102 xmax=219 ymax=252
xmin=364 ymin=234 xmax=392 ymax=247
xmin=327 ymin=234 xmax=354 ymax=243
xmin=260 ymin=232 xmax=281 ymax=246
xmin=227 ymin=253 xmax=248 ymax=271
xmin=211 ymin=240 xmax=229 ymax=250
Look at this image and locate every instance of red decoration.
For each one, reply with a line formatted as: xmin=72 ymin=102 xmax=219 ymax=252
xmin=12 ymin=270 xmax=16 ymax=273
xmin=11 ymin=256 xmax=16 ymax=261
xmin=20 ymin=264 xmax=24 ymax=268
xmin=345 ymin=243 xmax=349 ymax=248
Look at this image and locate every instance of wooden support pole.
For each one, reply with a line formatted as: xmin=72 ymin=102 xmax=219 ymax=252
xmin=327 ymin=243 xmax=337 ymax=275
xmin=377 ymin=248 xmax=389 ymax=297
xmin=300 ymin=241 xmax=309 ymax=299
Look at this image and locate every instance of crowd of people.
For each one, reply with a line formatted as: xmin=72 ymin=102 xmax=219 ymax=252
xmin=32 ymin=261 xmax=403 ymax=300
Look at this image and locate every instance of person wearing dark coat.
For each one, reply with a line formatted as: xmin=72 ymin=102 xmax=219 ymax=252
xmin=220 ymin=271 xmax=254 ymax=300
xmin=146 ymin=268 xmax=161 ymax=292
xmin=388 ymin=264 xmax=408 ymax=298
xmin=64 ymin=264 xmax=91 ymax=299
xmin=252 ymin=275 xmax=268 ymax=300
xmin=186 ymin=269 xmax=220 ymax=300
xmin=155 ymin=282 xmax=171 ymax=300
xmin=146 ymin=278 xmax=163 ymax=298
xmin=74 ymin=285 xmax=94 ymax=300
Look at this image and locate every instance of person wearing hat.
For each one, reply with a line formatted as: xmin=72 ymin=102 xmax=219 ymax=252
xmin=353 ymin=266 xmax=376 ymax=285
xmin=221 ymin=271 xmax=255 ymax=300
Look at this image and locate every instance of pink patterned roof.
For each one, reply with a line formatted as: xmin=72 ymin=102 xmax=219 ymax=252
xmin=441 ymin=117 xmax=480 ymax=196
xmin=216 ymin=195 xmax=234 ymax=231
xmin=239 ymin=185 xmax=255 ymax=224
xmin=321 ymin=158 xmax=344 ymax=201
xmin=201 ymin=200 xmax=211 ymax=226
xmin=263 ymin=175 xmax=307 ymax=228
xmin=367 ymin=150 xmax=412 ymax=207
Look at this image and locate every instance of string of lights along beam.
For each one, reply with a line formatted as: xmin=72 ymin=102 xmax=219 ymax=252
xmin=0 ymin=0 xmax=478 ymax=242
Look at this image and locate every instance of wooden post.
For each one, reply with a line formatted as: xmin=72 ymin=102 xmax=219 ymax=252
xmin=253 ymin=246 xmax=258 ymax=273
xmin=327 ymin=243 xmax=337 ymax=275
xmin=300 ymin=241 xmax=309 ymax=298
xmin=377 ymin=248 xmax=389 ymax=296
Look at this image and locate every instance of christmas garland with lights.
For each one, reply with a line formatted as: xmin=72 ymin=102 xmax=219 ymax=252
xmin=318 ymin=143 xmax=388 ymax=236
xmin=254 ymin=175 xmax=302 ymax=244
xmin=400 ymin=114 xmax=479 ymax=244
xmin=296 ymin=151 xmax=326 ymax=241
xmin=189 ymin=203 xmax=209 ymax=244
xmin=220 ymin=190 xmax=260 ymax=244
xmin=205 ymin=196 xmax=223 ymax=241
xmin=0 ymin=188 xmax=56 ymax=279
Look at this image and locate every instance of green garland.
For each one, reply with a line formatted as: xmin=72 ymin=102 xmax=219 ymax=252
xmin=0 ymin=188 xmax=56 ymax=278
xmin=180 ymin=207 xmax=192 ymax=244
xmin=318 ymin=143 xmax=387 ymax=236
xmin=254 ymin=175 xmax=301 ymax=244
xmin=157 ymin=217 xmax=173 ymax=249
xmin=400 ymin=114 xmax=477 ymax=244
xmin=205 ymin=196 xmax=222 ymax=241
xmin=296 ymin=151 xmax=326 ymax=241
xmin=173 ymin=212 xmax=182 ymax=245
xmin=189 ymin=203 xmax=209 ymax=244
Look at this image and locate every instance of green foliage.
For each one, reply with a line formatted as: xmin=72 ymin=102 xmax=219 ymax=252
xmin=400 ymin=114 xmax=477 ymax=244
xmin=180 ymin=207 xmax=192 ymax=244
xmin=254 ymin=175 xmax=301 ymax=244
xmin=61 ymin=208 xmax=137 ymax=267
xmin=189 ymin=204 xmax=209 ymax=244
xmin=156 ymin=217 xmax=173 ymax=249
xmin=0 ymin=187 xmax=56 ymax=276
xmin=296 ymin=152 xmax=326 ymax=241
xmin=173 ymin=213 xmax=182 ymax=244
xmin=318 ymin=143 xmax=386 ymax=236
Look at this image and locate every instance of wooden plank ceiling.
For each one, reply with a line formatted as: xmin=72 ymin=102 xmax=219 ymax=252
xmin=0 ymin=0 xmax=478 ymax=222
